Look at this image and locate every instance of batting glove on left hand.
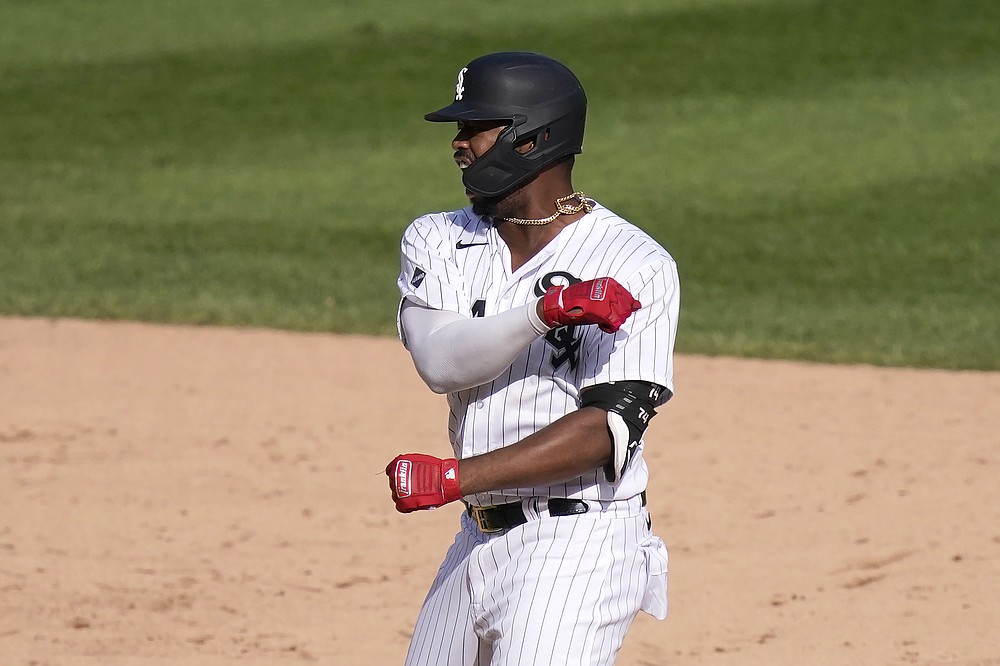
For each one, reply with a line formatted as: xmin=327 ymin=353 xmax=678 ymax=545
xmin=542 ymin=277 xmax=641 ymax=333
xmin=385 ymin=453 xmax=462 ymax=513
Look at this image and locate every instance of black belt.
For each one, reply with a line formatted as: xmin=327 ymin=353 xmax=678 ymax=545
xmin=467 ymin=492 xmax=646 ymax=534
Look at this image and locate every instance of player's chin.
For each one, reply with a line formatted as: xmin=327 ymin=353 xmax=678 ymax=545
xmin=460 ymin=173 xmax=475 ymax=201
xmin=470 ymin=195 xmax=495 ymax=217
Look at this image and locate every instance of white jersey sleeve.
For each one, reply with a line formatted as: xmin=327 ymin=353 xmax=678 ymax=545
xmin=578 ymin=257 xmax=680 ymax=404
xmin=397 ymin=214 xmax=471 ymax=315
xmin=398 ymin=300 xmax=548 ymax=394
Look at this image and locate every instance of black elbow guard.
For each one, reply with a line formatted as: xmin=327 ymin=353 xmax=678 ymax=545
xmin=580 ymin=381 xmax=668 ymax=484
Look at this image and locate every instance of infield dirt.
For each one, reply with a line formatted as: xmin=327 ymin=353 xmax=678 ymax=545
xmin=1 ymin=317 xmax=998 ymax=665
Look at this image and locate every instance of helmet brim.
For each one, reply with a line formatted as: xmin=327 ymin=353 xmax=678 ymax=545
xmin=424 ymin=100 xmax=518 ymax=123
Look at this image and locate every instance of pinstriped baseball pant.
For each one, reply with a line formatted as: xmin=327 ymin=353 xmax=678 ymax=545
xmin=403 ymin=500 xmax=668 ymax=666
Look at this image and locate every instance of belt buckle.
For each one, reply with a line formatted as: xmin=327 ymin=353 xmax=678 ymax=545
xmin=470 ymin=505 xmax=503 ymax=533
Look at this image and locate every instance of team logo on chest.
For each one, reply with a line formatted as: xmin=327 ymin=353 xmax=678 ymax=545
xmin=535 ymin=271 xmax=583 ymax=370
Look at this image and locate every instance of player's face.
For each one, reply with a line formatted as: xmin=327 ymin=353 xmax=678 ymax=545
xmin=453 ymin=120 xmax=506 ymax=197
xmin=453 ymin=120 xmax=505 ymax=164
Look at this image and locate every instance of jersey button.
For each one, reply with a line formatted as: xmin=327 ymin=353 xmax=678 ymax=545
xmin=476 ymin=401 xmax=485 ymax=409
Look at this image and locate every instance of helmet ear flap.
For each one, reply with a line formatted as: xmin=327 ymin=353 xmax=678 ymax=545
xmin=461 ymin=126 xmax=536 ymax=198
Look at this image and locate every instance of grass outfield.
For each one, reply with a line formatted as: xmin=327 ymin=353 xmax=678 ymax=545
xmin=1 ymin=0 xmax=998 ymax=370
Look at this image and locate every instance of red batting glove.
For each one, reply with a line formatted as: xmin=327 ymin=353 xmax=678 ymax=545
xmin=385 ymin=453 xmax=462 ymax=513
xmin=542 ymin=277 xmax=641 ymax=333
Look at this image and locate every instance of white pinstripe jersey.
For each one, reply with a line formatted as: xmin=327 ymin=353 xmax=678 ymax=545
xmin=397 ymin=202 xmax=680 ymax=507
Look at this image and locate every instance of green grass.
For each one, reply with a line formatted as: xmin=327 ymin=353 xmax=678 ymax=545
xmin=1 ymin=0 xmax=998 ymax=369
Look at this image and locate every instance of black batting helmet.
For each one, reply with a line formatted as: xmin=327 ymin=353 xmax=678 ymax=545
xmin=425 ymin=52 xmax=587 ymax=198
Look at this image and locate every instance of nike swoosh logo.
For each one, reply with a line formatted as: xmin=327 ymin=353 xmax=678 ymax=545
xmin=455 ymin=240 xmax=488 ymax=249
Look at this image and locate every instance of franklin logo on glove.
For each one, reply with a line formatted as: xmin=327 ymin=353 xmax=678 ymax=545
xmin=395 ymin=460 xmax=412 ymax=497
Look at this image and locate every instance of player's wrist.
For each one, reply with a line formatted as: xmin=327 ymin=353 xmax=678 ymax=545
xmin=440 ymin=457 xmax=462 ymax=503
xmin=529 ymin=298 xmax=552 ymax=334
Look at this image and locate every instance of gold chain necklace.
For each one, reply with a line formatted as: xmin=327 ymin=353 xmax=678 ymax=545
xmin=498 ymin=192 xmax=595 ymax=226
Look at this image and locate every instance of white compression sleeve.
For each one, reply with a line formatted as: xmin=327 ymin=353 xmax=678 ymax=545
xmin=400 ymin=299 xmax=550 ymax=394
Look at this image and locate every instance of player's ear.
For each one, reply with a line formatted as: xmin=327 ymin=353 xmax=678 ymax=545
xmin=515 ymin=138 xmax=535 ymax=154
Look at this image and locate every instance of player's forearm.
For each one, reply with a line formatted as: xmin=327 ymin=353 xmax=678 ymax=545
xmin=457 ymin=407 xmax=612 ymax=495
xmin=401 ymin=299 xmax=549 ymax=394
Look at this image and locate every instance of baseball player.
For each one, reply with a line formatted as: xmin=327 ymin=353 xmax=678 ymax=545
xmin=385 ymin=52 xmax=680 ymax=666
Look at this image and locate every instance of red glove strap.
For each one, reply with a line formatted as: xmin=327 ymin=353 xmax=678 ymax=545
xmin=440 ymin=458 xmax=461 ymax=504
xmin=541 ymin=285 xmax=567 ymax=328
